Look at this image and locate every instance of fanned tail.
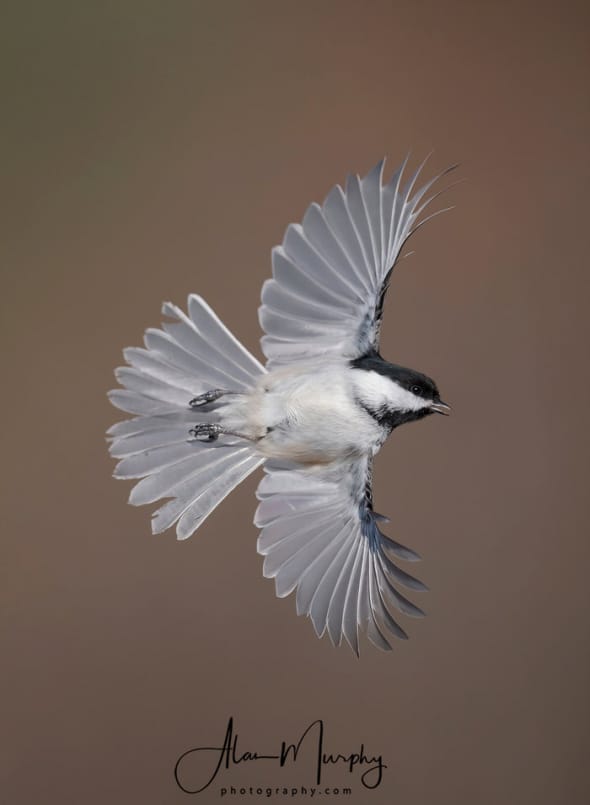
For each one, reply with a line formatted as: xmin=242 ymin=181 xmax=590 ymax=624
xmin=107 ymin=295 xmax=266 ymax=539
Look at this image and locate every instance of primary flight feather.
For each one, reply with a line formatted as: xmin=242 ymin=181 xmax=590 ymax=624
xmin=108 ymin=156 xmax=455 ymax=654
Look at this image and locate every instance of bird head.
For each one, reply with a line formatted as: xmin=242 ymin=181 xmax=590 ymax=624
xmin=350 ymin=354 xmax=451 ymax=430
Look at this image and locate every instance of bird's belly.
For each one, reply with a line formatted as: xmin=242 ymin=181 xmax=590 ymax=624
xmin=251 ymin=375 xmax=381 ymax=464
xmin=256 ymin=424 xmax=362 ymax=464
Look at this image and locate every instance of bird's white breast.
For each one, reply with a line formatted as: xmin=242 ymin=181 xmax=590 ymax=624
xmin=242 ymin=362 xmax=382 ymax=463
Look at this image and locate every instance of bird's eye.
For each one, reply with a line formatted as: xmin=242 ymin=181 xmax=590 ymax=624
xmin=411 ymin=385 xmax=422 ymax=396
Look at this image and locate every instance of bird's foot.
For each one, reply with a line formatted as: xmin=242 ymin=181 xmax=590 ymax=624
xmin=189 ymin=423 xmax=222 ymax=442
xmin=189 ymin=389 xmax=227 ymax=408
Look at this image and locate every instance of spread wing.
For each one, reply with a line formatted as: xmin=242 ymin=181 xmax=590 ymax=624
xmin=259 ymin=156 xmax=456 ymax=368
xmin=254 ymin=456 xmax=428 ymax=654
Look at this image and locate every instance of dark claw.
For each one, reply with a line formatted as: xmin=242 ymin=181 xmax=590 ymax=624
xmin=188 ymin=424 xmax=222 ymax=442
xmin=189 ymin=389 xmax=225 ymax=408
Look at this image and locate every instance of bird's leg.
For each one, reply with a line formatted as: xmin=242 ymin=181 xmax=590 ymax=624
xmin=189 ymin=389 xmax=240 ymax=408
xmin=188 ymin=423 xmax=257 ymax=443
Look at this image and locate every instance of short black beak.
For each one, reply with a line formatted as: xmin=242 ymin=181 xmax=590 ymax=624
xmin=430 ymin=399 xmax=451 ymax=416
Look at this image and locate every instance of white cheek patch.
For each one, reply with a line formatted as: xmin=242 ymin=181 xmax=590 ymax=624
xmin=353 ymin=369 xmax=428 ymax=412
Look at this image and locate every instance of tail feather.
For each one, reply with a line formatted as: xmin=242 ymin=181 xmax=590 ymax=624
xmin=106 ymin=411 xmax=197 ymax=439
xmin=175 ymin=452 xmax=263 ymax=540
xmin=143 ymin=328 xmax=243 ymax=389
xmin=107 ymin=295 xmax=266 ymax=539
xmin=162 ymin=296 xmax=265 ymax=386
xmin=108 ymin=389 xmax=176 ymax=416
xmin=129 ymin=445 xmax=243 ymax=507
xmin=186 ymin=295 xmax=265 ymax=378
xmin=122 ymin=348 xmax=199 ymax=393
xmin=109 ymin=426 xmax=196 ymax=459
xmin=114 ymin=367 xmax=193 ymax=406
xmin=162 ymin=309 xmax=256 ymax=387
xmin=113 ymin=442 xmax=203 ymax=479
xmin=150 ymin=447 xmax=261 ymax=537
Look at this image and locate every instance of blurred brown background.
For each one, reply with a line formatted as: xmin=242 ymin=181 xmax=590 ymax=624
xmin=2 ymin=2 xmax=589 ymax=803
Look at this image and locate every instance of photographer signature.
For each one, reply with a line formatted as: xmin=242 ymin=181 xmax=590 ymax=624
xmin=174 ymin=717 xmax=385 ymax=794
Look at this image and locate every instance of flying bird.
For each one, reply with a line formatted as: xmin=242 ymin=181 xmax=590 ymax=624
xmin=108 ymin=156 xmax=455 ymax=654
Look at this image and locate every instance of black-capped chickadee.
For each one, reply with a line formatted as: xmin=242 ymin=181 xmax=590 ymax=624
xmin=108 ymin=157 xmax=455 ymax=654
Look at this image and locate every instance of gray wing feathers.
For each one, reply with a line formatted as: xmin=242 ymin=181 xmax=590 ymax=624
xmin=345 ymin=173 xmax=379 ymax=284
xmin=259 ymin=156 xmax=455 ymax=368
xmin=108 ymin=295 xmax=265 ymax=539
xmin=323 ymin=185 xmax=374 ymax=290
xmin=255 ymin=459 xmax=426 ymax=654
